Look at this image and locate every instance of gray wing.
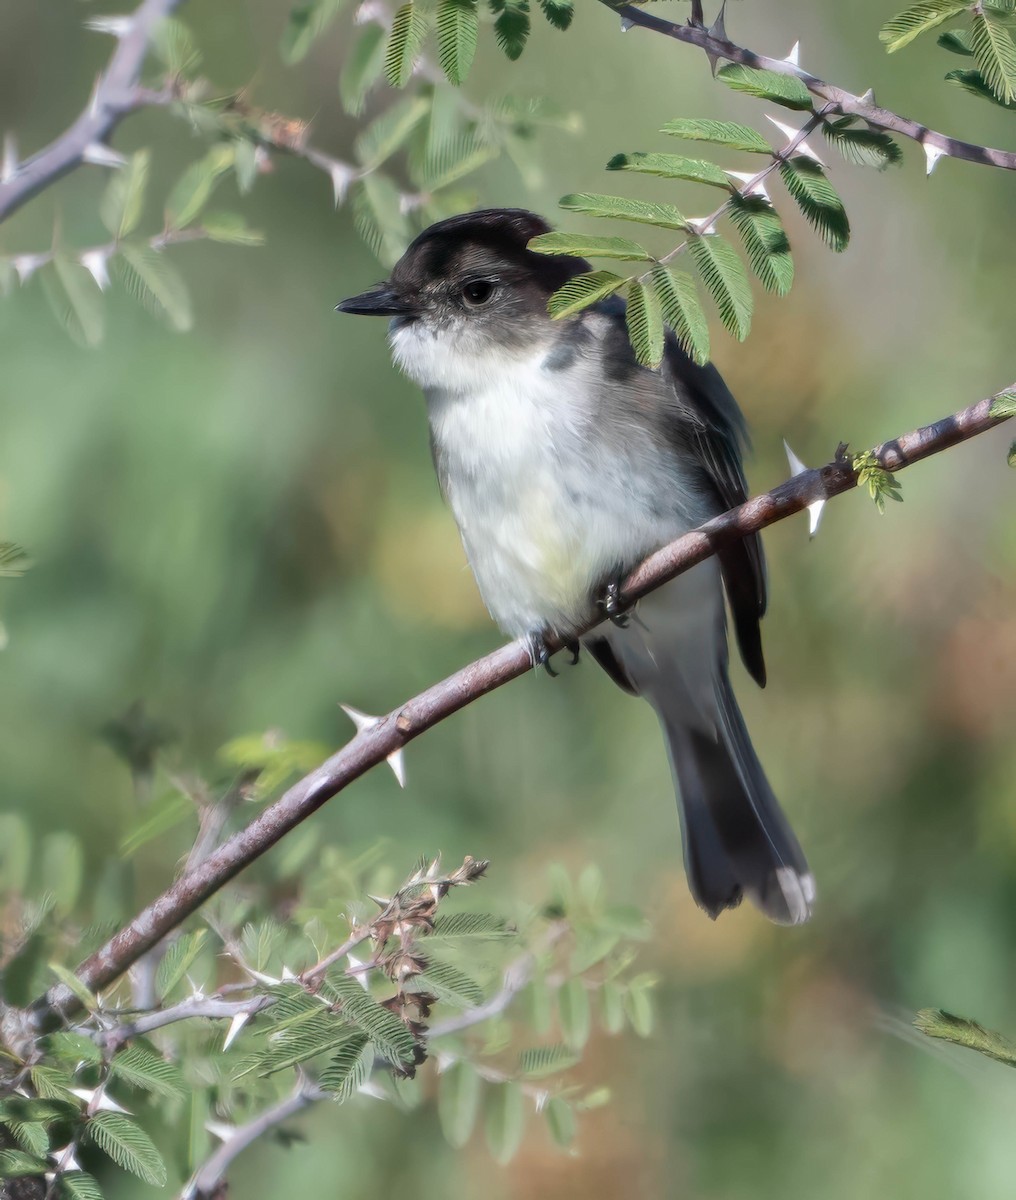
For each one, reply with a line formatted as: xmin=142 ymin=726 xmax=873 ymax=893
xmin=590 ymin=297 xmax=768 ymax=688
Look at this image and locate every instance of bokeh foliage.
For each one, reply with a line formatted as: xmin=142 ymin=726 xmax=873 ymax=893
xmin=0 ymin=0 xmax=1014 ymax=1197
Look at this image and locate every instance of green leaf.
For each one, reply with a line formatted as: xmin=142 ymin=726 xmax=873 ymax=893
xmin=558 ymin=192 xmax=688 ymax=231
xmin=546 ymin=269 xmax=626 ymax=319
xmin=538 ymin=0 xmax=573 ymax=29
xmin=623 ymin=973 xmax=655 ymax=1037
xmin=151 ymin=16 xmax=201 ymax=75
xmin=8 ymin=1120 xmax=49 ymax=1158
xmin=330 ymin=972 xmax=418 ymax=1067
xmin=437 ymin=0 xmax=479 ymax=84
xmin=29 ymin=1065 xmax=77 ymax=1101
xmin=606 ymin=152 xmax=731 ymax=188
xmin=599 ymin=979 xmax=625 ymax=1034
xmin=661 ymin=118 xmax=772 ymax=154
xmin=356 ymin=94 xmax=430 ymax=169
xmin=117 ymin=244 xmax=193 ymax=332
xmin=59 ymin=1172 xmax=105 ymax=1200
xmin=914 ymin=1008 xmax=1016 ymax=1066
xmin=318 ymin=1032 xmax=372 ymax=1100
xmin=0 ymin=543 xmax=30 ymax=579
xmin=100 ymin=149 xmax=150 ymax=240
xmin=385 ymin=3 xmax=429 ymax=87
xmin=728 ymin=194 xmax=794 ymax=296
xmin=688 ymin=234 xmax=752 ymax=341
xmin=1008 ymin=441 xmax=1015 ymax=468
xmin=41 ymin=257 xmax=105 ymax=348
xmin=821 ymin=119 xmax=903 ymax=169
xmin=41 ymin=831 xmax=83 ymax=916
xmin=990 ymin=389 xmax=1016 ymax=418
xmin=945 ymin=67 xmax=1016 ymax=107
xmin=938 ymin=28 xmax=975 ymax=54
xmin=557 ymin=977 xmax=592 ymax=1048
xmin=119 ymin=790 xmax=194 ymax=858
xmin=44 ymin=1031 xmax=103 ymax=1066
xmin=47 ymin=963 xmax=97 ymax=1012
xmin=485 ymin=1081 xmax=525 ymax=1164
xmin=650 ymin=265 xmax=710 ymax=365
xmin=778 ymin=157 xmax=850 ymax=251
xmin=415 ymin=134 xmax=499 ymax=192
xmin=201 ymin=211 xmax=265 ymax=245
xmin=969 ymin=7 xmax=1016 ymax=103
xmin=281 ymin=0 xmax=347 ymax=64
xmin=0 ymin=812 xmax=32 ymax=891
xmin=528 ymin=231 xmax=651 ymax=261
xmin=406 ymin=958 xmax=485 ymax=1007
xmin=110 ymin=1043 xmax=186 ymax=1100
xmin=438 ymin=1061 xmax=482 ymax=1148
xmin=165 ymin=144 xmax=235 ymax=230
xmin=717 ymin=63 xmax=813 ymax=110
xmin=0 ymin=1150 xmax=47 ymax=1178
xmin=352 ymin=173 xmax=411 ymax=266
xmin=88 ymin=1112 xmax=166 ymax=1187
xmin=518 ymin=1042 xmax=579 ymax=1078
xmin=492 ymin=1 xmax=531 ymax=60
xmin=625 ymin=278 xmax=665 ymax=368
xmin=155 ymin=929 xmax=208 ymax=998
xmin=430 ymin=911 xmax=515 ymax=939
xmin=340 ymin=23 xmax=387 ymax=115
xmin=853 ymin=450 xmax=904 ymax=514
xmin=59 ymin=1173 xmax=104 ymax=1200
xmin=545 ymin=1096 xmax=576 ymax=1148
xmin=879 ymin=1 xmax=970 ymax=52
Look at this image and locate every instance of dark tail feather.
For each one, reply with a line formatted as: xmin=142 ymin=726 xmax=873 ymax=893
xmin=658 ymin=671 xmax=814 ymax=925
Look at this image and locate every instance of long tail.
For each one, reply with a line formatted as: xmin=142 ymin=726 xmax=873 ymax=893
xmin=658 ymin=667 xmax=814 ymax=925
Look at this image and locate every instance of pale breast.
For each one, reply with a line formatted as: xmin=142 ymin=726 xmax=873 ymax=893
xmin=424 ymin=352 xmax=703 ymax=639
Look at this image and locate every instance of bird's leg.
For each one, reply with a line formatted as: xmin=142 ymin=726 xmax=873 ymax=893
xmin=564 ymin=638 xmax=580 ymax=665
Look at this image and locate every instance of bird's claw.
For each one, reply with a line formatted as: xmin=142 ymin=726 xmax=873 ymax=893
xmin=601 ymin=580 xmax=631 ymax=628
xmin=526 ymin=634 xmax=580 ymax=676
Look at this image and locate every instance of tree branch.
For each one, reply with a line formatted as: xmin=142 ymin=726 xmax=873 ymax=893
xmin=604 ymin=3 xmax=1016 ymax=172
xmin=0 ymin=0 xmax=186 ymax=225
xmin=17 ymin=385 xmax=1012 ymax=1034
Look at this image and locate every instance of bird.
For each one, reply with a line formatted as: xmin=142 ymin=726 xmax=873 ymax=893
xmin=337 ymin=208 xmax=814 ymax=925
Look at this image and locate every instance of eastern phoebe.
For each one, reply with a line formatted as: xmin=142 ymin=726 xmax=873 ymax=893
xmin=338 ymin=208 xmax=813 ymax=925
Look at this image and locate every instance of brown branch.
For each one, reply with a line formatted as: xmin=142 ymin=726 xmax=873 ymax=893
xmin=15 ymin=385 xmax=1012 ymax=1036
xmin=604 ymin=3 xmax=1016 ymax=172
xmin=0 ymin=0 xmax=186 ymax=224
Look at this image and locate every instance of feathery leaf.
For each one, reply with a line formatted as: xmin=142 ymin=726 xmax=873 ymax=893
xmin=518 ymin=1042 xmax=579 ymax=1077
xmin=436 ymin=0 xmax=479 ymax=84
xmin=88 ymin=1113 xmax=166 ymax=1187
xmin=728 ymin=193 xmax=794 ymax=295
xmin=821 ymin=119 xmax=903 ymax=169
xmin=879 ymin=0 xmax=970 ymax=52
xmin=117 ymin=244 xmax=193 ymax=332
xmin=625 ymin=279 xmax=665 ymax=368
xmin=969 ymin=7 xmax=1016 ymax=103
xmin=485 ymin=1082 xmax=525 ymax=1164
xmin=491 ymin=1 xmax=531 ymax=60
xmin=688 ymin=234 xmax=753 ymax=341
xmin=914 ymin=1008 xmax=1016 ymax=1066
xmin=384 ymin=3 xmax=430 ymax=87
xmin=340 ymin=23 xmax=387 ymax=115
xmin=778 ymin=157 xmax=850 ymax=251
xmin=438 ymin=1061 xmax=483 ymax=1147
xmin=319 ymin=1033 xmax=372 ymax=1100
xmin=661 ymin=117 xmax=773 ymax=153
xmin=547 ymin=270 xmax=626 ymax=318
xmin=717 ymin=63 xmax=813 ymax=109
xmin=607 ymin=152 xmax=731 ymax=187
xmin=558 ymin=192 xmax=688 ymax=230
xmin=650 ymin=265 xmax=710 ymax=365
xmin=41 ymin=258 xmax=104 ymax=348
xmin=538 ymin=0 xmax=573 ymax=29
xmin=100 ymin=150 xmax=150 ymax=240
xmin=528 ymin=231 xmax=651 ymax=261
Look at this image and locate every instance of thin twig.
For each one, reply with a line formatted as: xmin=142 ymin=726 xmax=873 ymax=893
xmin=17 ymin=386 xmax=1013 ymax=1034
xmin=0 ymin=0 xmax=187 ymax=224
xmin=604 ymin=2 xmax=1016 ymax=172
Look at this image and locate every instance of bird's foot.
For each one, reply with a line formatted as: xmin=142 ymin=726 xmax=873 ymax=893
xmin=600 ymin=578 xmax=632 ymax=628
xmin=525 ymin=633 xmax=580 ymax=676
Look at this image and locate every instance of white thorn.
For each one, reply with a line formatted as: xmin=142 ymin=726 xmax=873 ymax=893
xmin=330 ymin=162 xmax=356 ymax=207
xmin=82 ymin=142 xmax=126 ymax=168
xmin=620 ymin=17 xmax=633 ymax=31
xmin=2 ymin=134 xmax=17 ymax=184
xmin=358 ymin=1079 xmax=388 ymax=1100
xmin=84 ymin=16 xmax=133 ymax=37
xmin=708 ymin=0 xmax=728 ymax=42
xmin=80 ymin=249 xmax=110 ymax=291
xmin=223 ymin=1010 xmax=251 ymax=1051
xmin=204 ymin=1120 xmax=237 ymax=1143
xmin=784 ymin=41 xmax=800 ymax=65
xmin=340 ymin=704 xmax=406 ymax=787
xmin=13 ymin=253 xmax=46 ymax=284
xmin=687 ymin=215 xmax=718 ymax=235
xmin=859 ymin=87 xmax=875 ymax=105
xmin=766 ymin=116 xmax=824 ymax=164
xmin=48 ymin=1146 xmax=83 ymax=1173
xmin=783 ymin=440 xmax=826 ymax=538
xmin=346 ymin=952 xmax=371 ymax=989
xmin=725 ymin=170 xmax=770 ymax=202
xmin=923 ymin=142 xmax=945 ymax=176
xmin=244 ymin=967 xmax=281 ymax=986
xmin=70 ymin=1088 xmax=131 ymax=1114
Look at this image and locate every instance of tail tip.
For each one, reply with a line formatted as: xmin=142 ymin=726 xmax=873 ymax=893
xmin=770 ymin=867 xmax=816 ymax=926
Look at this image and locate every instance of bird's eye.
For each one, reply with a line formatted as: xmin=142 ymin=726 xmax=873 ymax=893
xmin=461 ymin=278 xmax=496 ymax=306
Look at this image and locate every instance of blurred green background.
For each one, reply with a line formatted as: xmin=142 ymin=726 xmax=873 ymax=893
xmin=1 ymin=0 xmax=1015 ymax=1196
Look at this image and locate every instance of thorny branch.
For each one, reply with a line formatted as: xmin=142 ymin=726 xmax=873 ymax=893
xmin=604 ymin=2 xmax=1016 ymax=172
xmin=0 ymin=0 xmax=187 ymax=224
xmin=8 ymin=382 xmax=1009 ymax=1036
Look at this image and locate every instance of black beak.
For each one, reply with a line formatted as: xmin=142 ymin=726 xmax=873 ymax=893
xmin=335 ymin=286 xmax=416 ymax=317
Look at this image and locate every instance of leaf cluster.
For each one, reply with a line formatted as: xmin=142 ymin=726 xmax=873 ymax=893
xmin=881 ymin=0 xmax=1016 ymax=106
xmin=852 ymin=449 xmax=904 ymax=514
